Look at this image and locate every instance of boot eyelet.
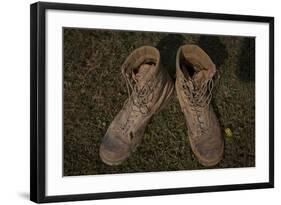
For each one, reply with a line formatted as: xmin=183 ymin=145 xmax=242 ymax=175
xmin=129 ymin=132 xmax=134 ymax=141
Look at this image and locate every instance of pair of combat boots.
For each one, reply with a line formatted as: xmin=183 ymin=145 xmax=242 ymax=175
xmin=99 ymin=45 xmax=224 ymax=167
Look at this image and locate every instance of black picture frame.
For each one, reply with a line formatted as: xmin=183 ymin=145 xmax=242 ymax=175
xmin=30 ymin=1 xmax=274 ymax=203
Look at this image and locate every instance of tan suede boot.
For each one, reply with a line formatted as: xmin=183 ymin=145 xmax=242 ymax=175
xmin=100 ymin=46 xmax=174 ymax=165
xmin=175 ymin=45 xmax=224 ymax=167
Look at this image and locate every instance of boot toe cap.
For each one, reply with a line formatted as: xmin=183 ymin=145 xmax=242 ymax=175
xmin=196 ymin=142 xmax=224 ymax=167
xmin=99 ymin=133 xmax=130 ymax=166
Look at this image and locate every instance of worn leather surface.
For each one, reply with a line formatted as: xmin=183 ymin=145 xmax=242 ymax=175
xmin=175 ymin=45 xmax=224 ymax=167
xmin=100 ymin=46 xmax=174 ymax=165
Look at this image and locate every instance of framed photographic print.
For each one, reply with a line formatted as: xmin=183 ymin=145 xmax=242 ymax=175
xmin=30 ymin=1 xmax=274 ymax=203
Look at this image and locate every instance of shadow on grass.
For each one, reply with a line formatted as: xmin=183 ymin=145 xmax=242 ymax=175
xmin=236 ymin=38 xmax=255 ymax=82
xmin=156 ymin=34 xmax=185 ymax=80
xmin=198 ymin=35 xmax=228 ymax=69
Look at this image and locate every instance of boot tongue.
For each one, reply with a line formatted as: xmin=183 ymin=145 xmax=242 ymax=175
xmin=132 ymin=63 xmax=155 ymax=89
xmin=192 ymin=71 xmax=206 ymax=90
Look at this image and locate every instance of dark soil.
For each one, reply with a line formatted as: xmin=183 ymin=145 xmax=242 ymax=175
xmin=63 ymin=28 xmax=255 ymax=176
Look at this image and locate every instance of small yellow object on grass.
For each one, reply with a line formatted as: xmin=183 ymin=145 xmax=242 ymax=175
xmin=224 ymin=128 xmax=233 ymax=137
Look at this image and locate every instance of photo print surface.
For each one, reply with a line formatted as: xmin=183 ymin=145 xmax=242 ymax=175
xmin=63 ymin=28 xmax=255 ymax=176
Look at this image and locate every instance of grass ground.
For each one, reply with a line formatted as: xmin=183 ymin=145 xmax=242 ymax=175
xmin=63 ymin=28 xmax=255 ymax=176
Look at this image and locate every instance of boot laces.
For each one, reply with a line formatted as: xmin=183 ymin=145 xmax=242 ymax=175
xmin=119 ymin=69 xmax=156 ymax=141
xmin=182 ymin=77 xmax=214 ymax=136
xmin=123 ymin=70 xmax=155 ymax=115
